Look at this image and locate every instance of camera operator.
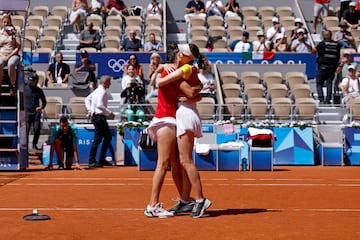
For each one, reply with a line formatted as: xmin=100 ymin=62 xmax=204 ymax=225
xmin=121 ymin=77 xmax=146 ymax=122
xmin=146 ymin=0 xmax=163 ymax=16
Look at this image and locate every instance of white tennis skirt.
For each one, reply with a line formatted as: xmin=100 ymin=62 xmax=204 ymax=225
xmin=147 ymin=117 xmax=176 ymax=141
xmin=176 ymin=104 xmax=202 ymax=138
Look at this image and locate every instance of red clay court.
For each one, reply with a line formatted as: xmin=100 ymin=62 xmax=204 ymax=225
xmin=0 ymin=165 xmax=359 ymax=240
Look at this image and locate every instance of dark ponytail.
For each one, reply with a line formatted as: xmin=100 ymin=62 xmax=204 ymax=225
xmin=188 ymin=43 xmax=206 ymax=69
xmin=167 ymin=41 xmax=179 ymax=63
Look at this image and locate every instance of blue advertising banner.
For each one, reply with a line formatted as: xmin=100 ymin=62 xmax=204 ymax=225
xmin=74 ymin=52 xmax=317 ymax=78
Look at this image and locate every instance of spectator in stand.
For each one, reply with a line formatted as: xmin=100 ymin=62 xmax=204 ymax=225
xmin=315 ymin=30 xmax=341 ymax=104
xmin=266 ymin=17 xmax=285 ymax=49
xmin=89 ymin=0 xmax=108 ymax=17
xmin=146 ymin=0 xmax=163 ymax=16
xmin=121 ymin=77 xmax=146 ymax=122
xmin=339 ymin=0 xmax=351 ymax=22
xmin=184 ymin=0 xmax=206 ymax=26
xmin=0 ymin=14 xmax=21 ymax=96
xmin=227 ymin=38 xmax=241 ymax=52
xmin=233 ymin=31 xmax=253 ymax=52
xmin=107 ymin=0 xmax=129 ymax=18
xmin=339 ymin=64 xmax=360 ymax=105
xmin=119 ymin=29 xmax=142 ymax=52
xmin=198 ymin=57 xmax=216 ymax=101
xmin=273 ymin=35 xmax=289 ymax=52
xmin=313 ymin=0 xmax=329 ymax=34
xmin=122 ymin=62 xmax=143 ymax=90
xmin=290 ymin=18 xmax=308 ymax=43
xmin=290 ymin=29 xmax=315 ymax=53
xmin=205 ymin=0 xmax=224 ymax=17
xmin=46 ymin=52 xmax=71 ymax=86
xmin=253 ymin=30 xmax=271 ymax=52
xmin=336 ymin=50 xmax=360 ymax=84
xmin=74 ymin=50 xmax=97 ymax=91
xmin=76 ymin=22 xmax=102 ymax=51
xmin=224 ymin=0 xmax=242 ymax=20
xmin=334 ymin=21 xmax=355 ymax=49
xmin=145 ymin=52 xmax=162 ymax=101
xmin=143 ymin=33 xmax=163 ymax=52
xmin=342 ymin=1 xmax=360 ymax=30
xmin=70 ymin=0 xmax=88 ymax=33
xmin=124 ymin=54 xmax=144 ymax=82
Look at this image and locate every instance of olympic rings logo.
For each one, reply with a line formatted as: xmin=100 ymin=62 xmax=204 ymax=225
xmin=107 ymin=58 xmax=127 ymax=72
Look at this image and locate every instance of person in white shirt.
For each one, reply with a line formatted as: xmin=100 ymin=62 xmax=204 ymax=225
xmin=121 ymin=64 xmax=143 ymax=90
xmin=290 ymin=28 xmax=314 ymax=53
xmin=198 ymin=57 xmax=216 ymax=99
xmin=85 ymin=75 xmax=115 ymax=168
xmin=266 ymin=17 xmax=285 ymax=46
xmin=233 ymin=31 xmax=253 ymax=52
xmin=339 ymin=64 xmax=360 ymax=105
xmin=252 ymin=30 xmax=271 ymax=52
xmin=146 ymin=0 xmax=163 ymax=16
xmin=205 ymin=0 xmax=224 ymax=17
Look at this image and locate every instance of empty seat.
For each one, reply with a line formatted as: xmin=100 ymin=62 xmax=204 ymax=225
xmin=220 ymin=71 xmax=238 ymax=84
xmin=280 ymin=16 xmax=295 ymax=28
xmin=191 ymin=36 xmax=208 ymax=48
xmin=25 ymin=25 xmax=40 ymax=39
xmin=291 ymin=84 xmax=312 ymax=100
xmin=145 ymin=15 xmax=162 ymax=27
xmin=208 ymin=26 xmax=225 ymax=37
xmin=224 ymin=97 xmax=244 ymax=119
xmin=276 ymin=6 xmax=293 ymax=18
xmin=207 ymin=15 xmax=224 ymax=27
xmin=106 ymin=15 xmax=123 ymax=27
xmin=32 ymin=5 xmax=49 ymax=19
xmin=103 ymin=36 xmax=121 ymax=48
xmin=241 ymin=6 xmax=257 ymax=18
xmin=104 ymin=26 xmax=122 ymax=37
xmin=51 ymin=5 xmax=68 ymax=22
xmin=262 ymin=71 xmax=283 ymax=87
xmin=222 ymin=83 xmax=241 ymax=98
xmin=294 ymin=97 xmax=317 ymax=120
xmin=271 ymin=97 xmax=292 ymax=120
xmin=46 ymin=15 xmax=63 ymax=28
xmin=44 ymin=96 xmax=63 ymax=120
xmin=247 ymin=97 xmax=268 ymax=120
xmin=212 ymin=37 xmax=227 ymax=48
xmin=125 ymin=16 xmax=143 ymax=27
xmin=323 ymin=16 xmax=339 ymax=29
xmin=190 ymin=26 xmax=207 ymax=37
xmin=27 ymin=15 xmax=44 ymax=28
xmin=87 ymin=15 xmax=103 ymax=30
xmin=189 ymin=15 xmax=206 ymax=27
xmin=244 ymin=83 xmax=265 ymax=99
xmin=11 ymin=15 xmax=25 ymax=29
xmin=79 ymin=47 xmax=97 ymax=53
xmin=43 ymin=26 xmax=60 ymax=39
xmin=197 ymin=97 xmax=216 ymax=120
xmin=285 ymin=72 xmax=306 ymax=90
xmin=267 ymin=83 xmax=289 ymax=100
xmin=243 ymin=16 xmax=261 ymax=28
xmin=227 ymin=26 xmax=243 ymax=40
xmin=36 ymin=70 xmax=46 ymax=88
xmin=69 ymin=97 xmax=87 ymax=119
xmin=225 ymin=15 xmax=242 ymax=28
xmin=258 ymin=6 xmax=275 ymax=18
xmin=349 ymin=97 xmax=360 ymax=120
xmin=145 ymin=25 xmax=162 ymax=37
xmin=101 ymin=47 xmax=120 ymax=53
xmin=38 ymin=36 xmax=56 ymax=49
xmin=241 ymin=71 xmax=260 ymax=86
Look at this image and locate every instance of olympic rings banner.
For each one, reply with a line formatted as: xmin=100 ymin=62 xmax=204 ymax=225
xmin=74 ymin=52 xmax=317 ymax=78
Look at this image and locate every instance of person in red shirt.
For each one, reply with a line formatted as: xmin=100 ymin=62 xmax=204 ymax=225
xmin=107 ymin=0 xmax=128 ymax=17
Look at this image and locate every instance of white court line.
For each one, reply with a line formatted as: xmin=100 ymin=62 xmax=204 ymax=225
xmin=0 ymin=207 xmax=360 ymax=212
xmin=3 ymin=183 xmax=360 ymax=187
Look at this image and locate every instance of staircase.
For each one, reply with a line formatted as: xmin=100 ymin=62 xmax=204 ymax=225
xmin=0 ymin=66 xmax=28 ymax=170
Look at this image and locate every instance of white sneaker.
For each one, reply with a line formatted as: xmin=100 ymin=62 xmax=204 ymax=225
xmin=144 ymin=203 xmax=174 ymax=218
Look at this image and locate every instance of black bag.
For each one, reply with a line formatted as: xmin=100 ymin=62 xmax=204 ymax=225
xmin=68 ymin=71 xmax=90 ymax=89
xmin=139 ymin=130 xmax=157 ymax=150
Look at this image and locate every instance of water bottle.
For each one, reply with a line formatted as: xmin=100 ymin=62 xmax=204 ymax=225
xmin=241 ymin=158 xmax=247 ymax=171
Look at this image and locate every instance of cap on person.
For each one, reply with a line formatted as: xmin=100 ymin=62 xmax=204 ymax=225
xmin=349 ymin=2 xmax=356 ymax=7
xmin=242 ymin=31 xmax=249 ymax=38
xmin=339 ymin=21 xmax=349 ymax=28
xmin=348 ymin=65 xmax=356 ymax=70
xmin=256 ymin=30 xmax=264 ymax=36
xmin=295 ymin=18 xmax=302 ymax=24
xmin=343 ymin=50 xmax=352 ymax=56
xmin=80 ymin=49 xmax=88 ymax=57
xmin=177 ymin=44 xmax=193 ymax=57
xmin=272 ymin=17 xmax=279 ymax=23
xmin=297 ymin=28 xmax=305 ymax=34
xmin=28 ymin=74 xmax=39 ymax=82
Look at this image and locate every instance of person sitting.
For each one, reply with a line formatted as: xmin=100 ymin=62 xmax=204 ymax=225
xmin=107 ymin=0 xmax=129 ymax=18
xmin=334 ymin=21 xmax=355 ymax=49
xmin=47 ymin=116 xmax=82 ymax=170
xmin=339 ymin=64 xmax=360 ymax=106
xmin=145 ymin=52 xmax=162 ymax=101
xmin=119 ymin=29 xmax=142 ymax=52
xmin=253 ymin=30 xmax=271 ymax=52
xmin=205 ymin=0 xmax=224 ymax=17
xmin=146 ymin=0 xmax=163 ymax=16
xmin=143 ymin=33 xmax=163 ymax=52
xmin=290 ymin=18 xmax=308 ymax=43
xmin=184 ymin=0 xmax=206 ymax=26
xmin=121 ymin=64 xmax=143 ymax=90
xmin=73 ymin=50 xmax=97 ymax=91
xmin=77 ymin=22 xmax=102 ymax=51
xmin=46 ymin=52 xmax=71 ymax=86
xmin=273 ymin=35 xmax=289 ymax=52
xmin=224 ymin=0 xmax=242 ymax=20
xmin=342 ymin=1 xmax=360 ymax=30
xmin=89 ymin=0 xmax=108 ymax=17
xmin=198 ymin=57 xmax=216 ymax=101
xmin=124 ymin=54 xmax=144 ymax=82
xmin=266 ymin=17 xmax=285 ymax=48
xmin=290 ymin=29 xmax=314 ymax=53
xmin=233 ymin=31 xmax=253 ymax=52
xmin=0 ymin=14 xmax=21 ymax=96
xmin=69 ymin=0 xmax=88 ymax=33
xmin=121 ymin=78 xmax=146 ymax=122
